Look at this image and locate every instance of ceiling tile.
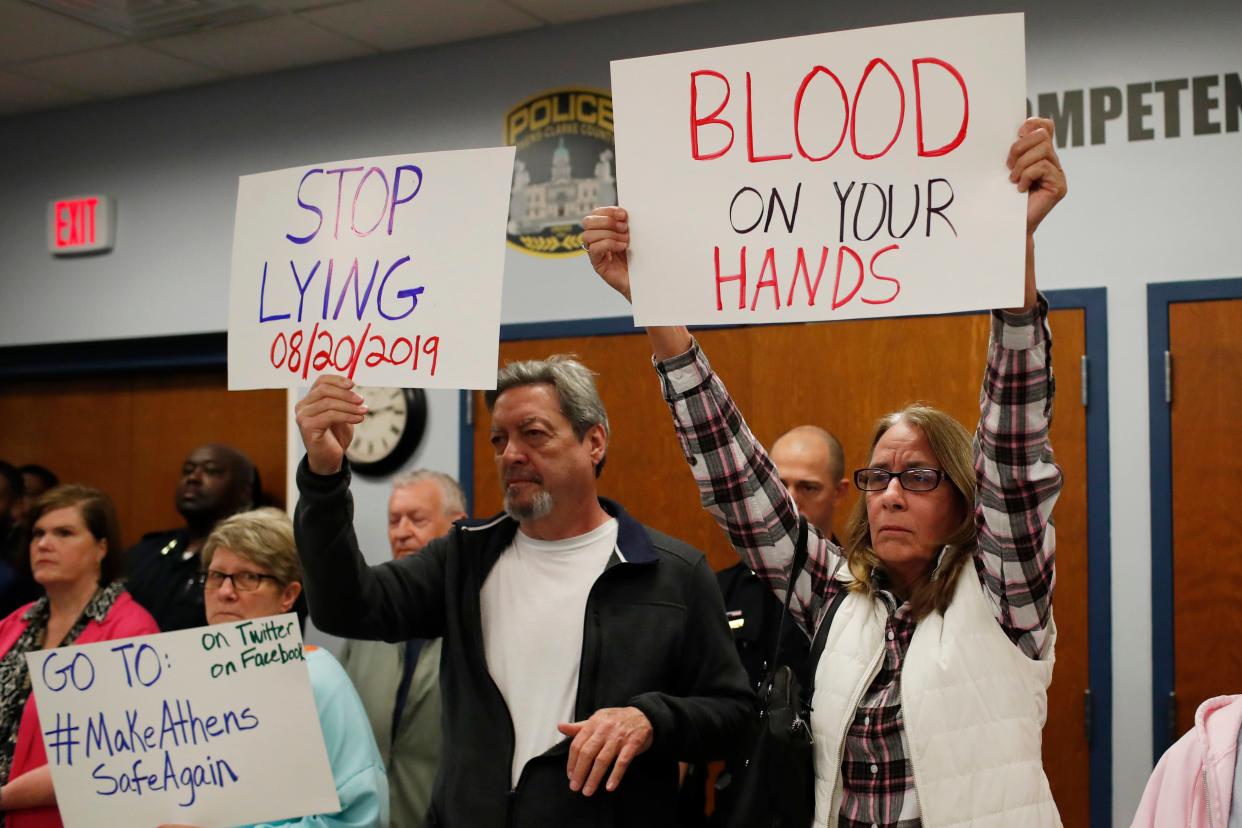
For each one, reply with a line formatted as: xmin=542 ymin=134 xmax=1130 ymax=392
xmin=148 ymin=14 xmax=376 ymax=75
xmin=0 ymin=68 xmax=90 ymax=115
xmin=282 ymin=0 xmax=353 ymax=9
xmin=0 ymin=0 xmax=709 ymax=116
xmin=0 ymin=2 xmax=124 ymax=64
xmin=505 ymin=0 xmax=706 ymax=25
xmin=302 ymin=0 xmax=541 ymax=51
xmin=12 ymin=44 xmax=225 ymax=98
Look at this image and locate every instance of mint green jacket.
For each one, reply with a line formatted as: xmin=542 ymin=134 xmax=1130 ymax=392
xmin=341 ymin=638 xmax=441 ymax=828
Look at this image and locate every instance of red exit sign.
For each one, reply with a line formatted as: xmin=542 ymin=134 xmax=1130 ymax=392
xmin=47 ymin=195 xmax=114 ymax=255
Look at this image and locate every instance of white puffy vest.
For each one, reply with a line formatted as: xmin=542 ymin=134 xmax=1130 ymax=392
xmin=808 ymin=564 xmax=1061 ymax=827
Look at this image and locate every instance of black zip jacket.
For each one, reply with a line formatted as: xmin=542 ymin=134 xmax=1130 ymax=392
xmin=294 ymin=459 xmax=752 ymax=828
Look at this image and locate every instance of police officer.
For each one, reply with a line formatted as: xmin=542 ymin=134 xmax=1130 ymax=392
xmin=125 ymin=443 xmax=255 ymax=630
xmin=695 ymin=426 xmax=848 ymax=826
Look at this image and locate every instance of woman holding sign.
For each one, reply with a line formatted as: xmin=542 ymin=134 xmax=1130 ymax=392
xmin=169 ymin=508 xmax=388 ymax=828
xmin=0 ymin=486 xmax=159 ymax=828
xmin=582 ymin=117 xmax=1067 ymax=827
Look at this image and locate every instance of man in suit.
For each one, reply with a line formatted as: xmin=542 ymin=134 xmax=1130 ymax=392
xmin=341 ymin=470 xmax=466 ymax=828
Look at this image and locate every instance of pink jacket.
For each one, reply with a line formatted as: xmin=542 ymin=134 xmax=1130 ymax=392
xmin=0 ymin=591 xmax=159 ymax=828
xmin=1132 ymin=694 xmax=1242 ymax=828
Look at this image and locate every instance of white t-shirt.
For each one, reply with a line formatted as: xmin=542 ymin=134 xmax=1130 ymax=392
xmin=479 ymin=518 xmax=620 ymax=787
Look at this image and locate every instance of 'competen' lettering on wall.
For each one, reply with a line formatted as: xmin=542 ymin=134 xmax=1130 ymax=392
xmin=1028 ymin=71 xmax=1241 ymax=146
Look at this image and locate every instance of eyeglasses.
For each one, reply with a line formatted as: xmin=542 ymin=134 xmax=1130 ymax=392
xmin=198 ymin=570 xmax=281 ymax=592
xmin=853 ymin=468 xmax=947 ymax=492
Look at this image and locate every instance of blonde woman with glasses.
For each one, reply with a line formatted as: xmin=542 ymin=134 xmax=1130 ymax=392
xmin=163 ymin=508 xmax=387 ymax=828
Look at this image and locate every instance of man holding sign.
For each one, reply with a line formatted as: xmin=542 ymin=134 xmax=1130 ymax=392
xmin=293 ymin=359 xmax=751 ymax=828
xmin=583 ymin=116 xmax=1067 ymax=826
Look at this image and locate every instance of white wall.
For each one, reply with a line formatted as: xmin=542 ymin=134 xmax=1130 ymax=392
xmin=4 ymin=1 xmax=1241 ymax=823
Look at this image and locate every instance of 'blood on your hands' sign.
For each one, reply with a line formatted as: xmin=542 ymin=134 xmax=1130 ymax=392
xmin=610 ymin=14 xmax=1028 ymax=326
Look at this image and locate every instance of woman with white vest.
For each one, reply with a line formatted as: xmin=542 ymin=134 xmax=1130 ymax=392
xmin=581 ymin=116 xmax=1067 ymax=828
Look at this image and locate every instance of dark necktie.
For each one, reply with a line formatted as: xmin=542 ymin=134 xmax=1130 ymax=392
xmin=392 ymin=638 xmax=426 ymax=739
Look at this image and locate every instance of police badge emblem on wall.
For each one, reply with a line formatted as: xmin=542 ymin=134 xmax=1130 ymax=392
xmin=504 ymin=88 xmax=615 ymax=258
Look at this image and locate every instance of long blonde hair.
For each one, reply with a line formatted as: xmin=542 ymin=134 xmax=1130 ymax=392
xmin=842 ymin=404 xmax=976 ymax=620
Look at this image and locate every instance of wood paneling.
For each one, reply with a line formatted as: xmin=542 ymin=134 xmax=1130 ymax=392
xmin=0 ymin=370 xmax=286 ymax=549
xmin=1170 ymin=299 xmax=1242 ymax=738
xmin=472 ymin=310 xmax=1091 ymax=826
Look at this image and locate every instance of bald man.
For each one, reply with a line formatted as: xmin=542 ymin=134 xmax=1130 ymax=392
xmin=715 ymin=422 xmax=848 ymax=690
xmin=768 ymin=425 xmax=849 ymax=537
xmin=126 ymin=443 xmax=256 ymax=630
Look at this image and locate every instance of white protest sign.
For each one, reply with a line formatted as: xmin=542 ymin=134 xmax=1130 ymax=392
xmin=610 ymin=14 xmax=1027 ymax=326
xmin=228 ymin=146 xmax=515 ymax=390
xmin=26 ymin=614 xmax=337 ymax=828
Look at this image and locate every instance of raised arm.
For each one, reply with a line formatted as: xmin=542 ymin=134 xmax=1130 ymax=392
xmin=974 ymin=117 xmax=1068 ymax=659
xmin=582 ymin=207 xmax=692 ymax=361
xmin=582 ymin=208 xmax=845 ymax=636
xmin=294 ymin=377 xmax=448 ymax=641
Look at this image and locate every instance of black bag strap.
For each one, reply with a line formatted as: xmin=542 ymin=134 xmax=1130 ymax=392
xmin=803 ymin=581 xmax=848 ymax=701
xmin=763 ymin=515 xmax=849 ymax=703
xmin=763 ymin=516 xmax=811 ymax=685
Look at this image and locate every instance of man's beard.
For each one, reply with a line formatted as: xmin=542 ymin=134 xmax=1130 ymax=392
xmin=503 ymin=484 xmax=554 ymax=521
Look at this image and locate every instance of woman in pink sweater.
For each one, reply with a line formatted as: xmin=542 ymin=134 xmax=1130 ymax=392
xmin=0 ymin=485 xmax=159 ymax=827
xmin=1132 ymin=695 xmax=1242 ymax=828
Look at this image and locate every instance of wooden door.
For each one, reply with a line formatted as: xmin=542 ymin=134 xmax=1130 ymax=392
xmin=0 ymin=370 xmax=287 ymax=548
xmin=472 ymin=310 xmax=1092 ymax=826
xmin=1170 ymin=298 xmax=1242 ymax=737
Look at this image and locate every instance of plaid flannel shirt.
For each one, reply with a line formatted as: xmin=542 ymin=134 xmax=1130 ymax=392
xmin=656 ymin=300 xmax=1061 ymax=827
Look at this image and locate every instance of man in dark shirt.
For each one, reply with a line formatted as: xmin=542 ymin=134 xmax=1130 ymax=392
xmin=294 ymin=367 xmax=750 ymax=828
xmin=125 ymin=443 xmax=255 ymax=630
xmin=0 ymin=461 xmax=22 ymax=542
xmin=0 ymin=461 xmax=39 ymax=618
xmin=12 ymin=464 xmax=59 ymax=525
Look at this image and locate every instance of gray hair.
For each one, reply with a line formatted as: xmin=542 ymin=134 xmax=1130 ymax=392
xmin=484 ymin=355 xmax=610 ymax=475
xmin=392 ymin=470 xmax=467 ymax=517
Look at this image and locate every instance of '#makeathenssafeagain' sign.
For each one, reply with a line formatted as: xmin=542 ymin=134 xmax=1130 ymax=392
xmin=26 ymin=615 xmax=337 ymax=828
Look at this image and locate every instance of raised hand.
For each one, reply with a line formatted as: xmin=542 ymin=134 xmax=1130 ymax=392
xmin=582 ymin=206 xmax=632 ymax=302
xmin=1007 ymin=117 xmax=1068 ymax=236
xmin=294 ymin=375 xmax=367 ymax=475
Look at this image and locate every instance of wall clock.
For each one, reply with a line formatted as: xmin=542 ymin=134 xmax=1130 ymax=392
xmin=345 ymin=386 xmax=427 ymax=477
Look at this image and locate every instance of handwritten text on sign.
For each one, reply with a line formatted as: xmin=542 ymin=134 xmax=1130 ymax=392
xmin=26 ymin=615 xmax=338 ymax=828
xmin=609 ymin=14 xmax=1027 ymax=325
xmin=228 ymin=147 xmax=515 ymax=390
